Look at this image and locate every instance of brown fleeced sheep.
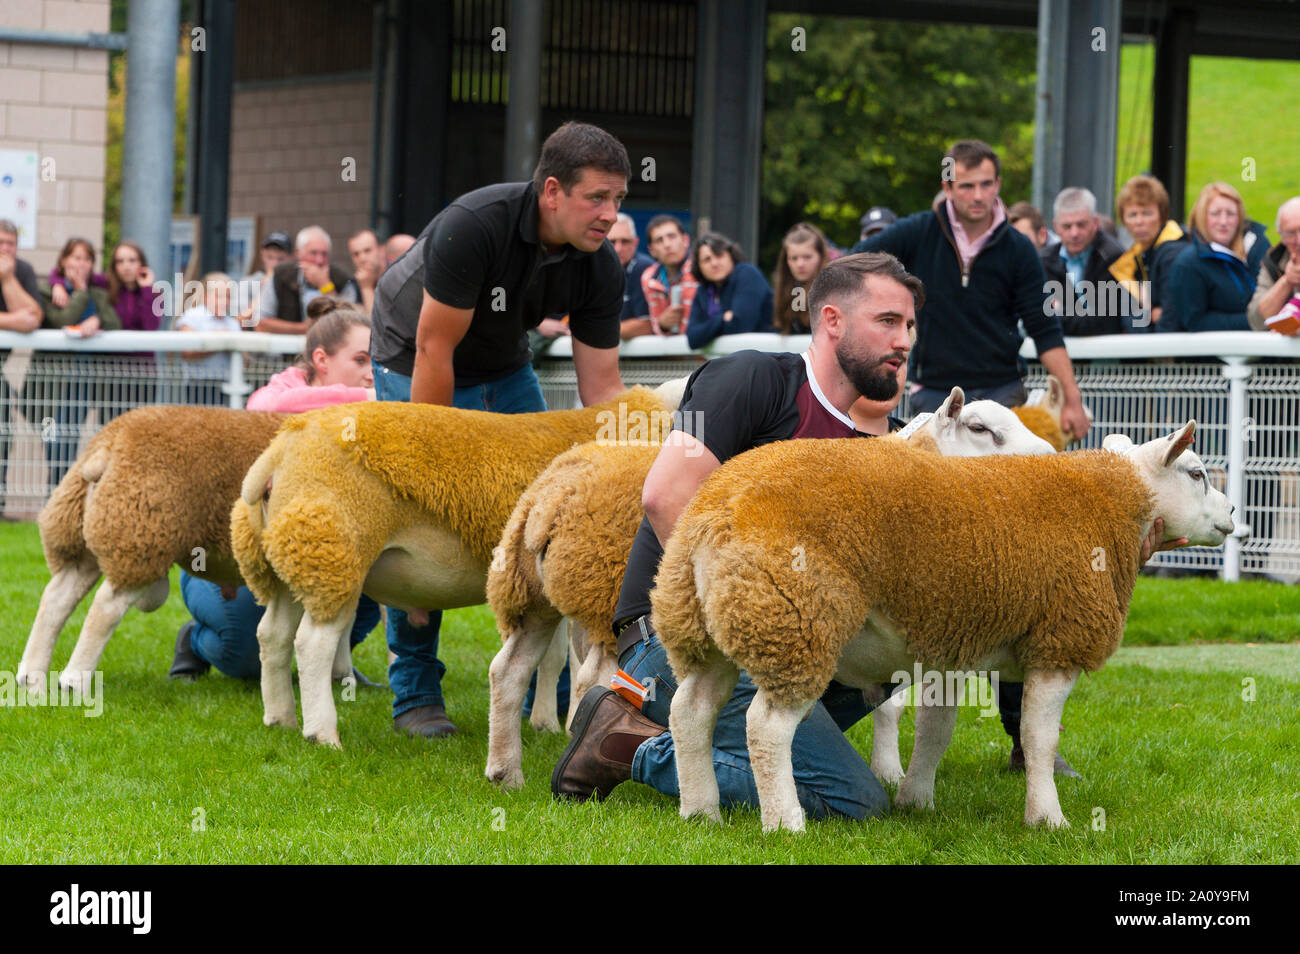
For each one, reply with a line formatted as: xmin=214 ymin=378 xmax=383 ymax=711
xmin=653 ymin=424 xmax=1234 ymax=832
xmin=17 ymin=406 xmax=286 ymax=695
xmin=229 ymin=382 xmax=684 ymax=748
xmin=483 ymin=389 xmax=1061 ymax=790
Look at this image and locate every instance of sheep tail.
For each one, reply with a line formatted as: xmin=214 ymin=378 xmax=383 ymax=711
xmin=230 ymin=435 xmax=286 ymax=604
xmin=486 ymin=493 xmax=540 ymax=640
xmin=650 ymin=528 xmax=713 ymax=677
xmin=37 ymin=436 xmax=110 ymax=572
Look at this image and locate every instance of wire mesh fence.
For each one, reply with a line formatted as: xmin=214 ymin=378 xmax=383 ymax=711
xmin=2 ymin=329 xmax=1297 ymax=581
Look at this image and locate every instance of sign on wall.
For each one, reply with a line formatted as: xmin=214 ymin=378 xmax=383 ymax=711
xmin=0 ymin=150 xmax=40 ymax=249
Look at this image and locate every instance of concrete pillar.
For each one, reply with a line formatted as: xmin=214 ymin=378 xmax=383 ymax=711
xmin=120 ymin=0 xmax=182 ymax=284
xmin=503 ymin=0 xmax=544 ymax=183
xmin=1032 ymin=0 xmax=1122 ymax=220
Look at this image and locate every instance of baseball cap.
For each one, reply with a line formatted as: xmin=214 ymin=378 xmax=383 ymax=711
xmin=262 ymin=231 xmax=291 ymax=251
xmin=859 ymin=207 xmax=898 ymax=236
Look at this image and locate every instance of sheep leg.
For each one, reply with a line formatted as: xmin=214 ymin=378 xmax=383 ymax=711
xmin=295 ymin=604 xmax=356 ymax=748
xmin=17 ymin=556 xmax=100 ymax=694
xmin=895 ymin=673 xmax=963 ymax=812
xmin=258 ymin=589 xmax=303 ymax=730
xmin=59 ymin=576 xmax=171 ymax=694
xmin=870 ymin=690 xmax=907 ymax=785
xmin=330 ymin=617 xmax=353 ymax=682
xmin=568 ymin=638 xmax=618 ymax=735
xmin=529 ymin=618 xmax=567 ymax=733
xmin=747 ymin=688 xmax=816 ymax=833
xmin=486 ymin=610 xmax=562 ymax=789
xmin=668 ymin=649 xmax=738 ymax=825
xmin=1021 ymin=667 xmax=1079 ymax=828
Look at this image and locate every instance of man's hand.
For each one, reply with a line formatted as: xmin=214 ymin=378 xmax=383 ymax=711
xmin=353 ymin=261 xmax=377 ymax=291
xmin=1139 ymin=517 xmax=1188 ymax=564
xmin=658 ymin=303 xmax=686 ymax=333
xmin=1283 ymin=256 xmax=1300 ymax=292
xmin=1061 ymin=399 xmax=1091 ymax=441
xmin=301 ymin=261 xmax=331 ymax=290
xmin=139 ymin=265 xmax=155 ymax=288
xmin=0 ymin=307 xmax=41 ymax=333
xmin=536 ymin=317 xmax=570 ymax=338
xmin=0 ymin=253 xmax=13 ymax=281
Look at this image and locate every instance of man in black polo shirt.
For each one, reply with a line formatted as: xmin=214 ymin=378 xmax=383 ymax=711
xmin=370 ymin=121 xmax=630 ymax=738
xmin=551 ymin=252 xmax=921 ymax=821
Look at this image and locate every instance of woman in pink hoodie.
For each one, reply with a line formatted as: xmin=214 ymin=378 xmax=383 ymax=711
xmin=171 ymin=301 xmax=381 ymax=683
xmin=246 ymin=301 xmax=374 ymax=411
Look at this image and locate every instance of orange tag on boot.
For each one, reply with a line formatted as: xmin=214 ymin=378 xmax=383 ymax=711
xmin=611 ymin=669 xmax=653 ymax=710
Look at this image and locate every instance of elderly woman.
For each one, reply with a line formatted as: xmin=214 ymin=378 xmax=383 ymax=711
xmin=1162 ymin=182 xmax=1269 ymax=333
xmin=1107 ymin=174 xmax=1188 ymax=330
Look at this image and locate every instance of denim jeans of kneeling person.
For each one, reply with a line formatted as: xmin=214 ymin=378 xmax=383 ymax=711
xmin=180 ymin=572 xmax=380 ymax=679
xmin=372 ymin=359 xmax=549 ymax=717
xmin=617 ymin=624 xmax=890 ymax=822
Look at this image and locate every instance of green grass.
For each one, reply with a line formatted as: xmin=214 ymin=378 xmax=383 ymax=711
xmin=1 ymin=521 xmax=1297 ymax=863
xmin=1117 ymin=44 xmax=1300 ymax=235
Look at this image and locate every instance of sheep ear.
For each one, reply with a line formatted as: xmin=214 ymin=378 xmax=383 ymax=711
xmin=1045 ymin=375 xmax=1064 ymax=413
xmin=936 ymin=387 xmax=964 ymax=424
xmin=1102 ymin=433 xmax=1134 ymax=453
xmin=1161 ymin=420 xmax=1196 ymax=467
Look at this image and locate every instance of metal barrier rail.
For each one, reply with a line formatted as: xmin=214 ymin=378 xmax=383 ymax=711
xmin=3 ymin=329 xmax=1298 ymax=582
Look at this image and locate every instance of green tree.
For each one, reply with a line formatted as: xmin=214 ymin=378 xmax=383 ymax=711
xmin=762 ymin=17 xmax=1037 ymax=265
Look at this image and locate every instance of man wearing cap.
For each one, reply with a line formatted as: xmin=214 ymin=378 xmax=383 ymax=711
xmin=859 ymin=206 xmax=897 ymax=243
xmin=250 ymin=232 xmax=293 ymax=283
xmin=255 ymin=225 xmax=358 ymax=333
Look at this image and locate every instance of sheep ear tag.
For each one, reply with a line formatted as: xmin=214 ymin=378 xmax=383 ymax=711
xmin=1161 ymin=420 xmax=1196 ymax=468
xmin=895 ymin=413 xmax=933 ymax=440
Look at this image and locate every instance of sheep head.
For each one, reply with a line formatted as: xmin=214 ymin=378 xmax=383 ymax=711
xmin=1105 ymin=421 xmax=1236 ymax=547
xmin=915 ymin=386 xmax=1056 ymax=457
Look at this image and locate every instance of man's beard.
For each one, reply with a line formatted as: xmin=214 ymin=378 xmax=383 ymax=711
xmin=836 ymin=342 xmax=904 ymax=402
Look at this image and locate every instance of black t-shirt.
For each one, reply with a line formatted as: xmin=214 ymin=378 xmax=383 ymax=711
xmin=0 ymin=258 xmax=41 ymax=313
xmin=613 ymin=349 xmax=905 ymax=625
xmin=371 ymin=181 xmax=623 ymax=385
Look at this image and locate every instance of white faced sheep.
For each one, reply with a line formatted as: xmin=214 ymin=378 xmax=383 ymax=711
xmin=483 ymin=387 xmax=1061 ymax=790
xmin=228 ymin=382 xmax=685 ymax=749
xmin=652 ymin=422 xmax=1234 ymax=832
xmin=16 ymin=405 xmax=286 ymax=696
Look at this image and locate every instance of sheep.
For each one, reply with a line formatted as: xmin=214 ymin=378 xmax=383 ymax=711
xmin=229 ymin=381 xmax=685 ymax=748
xmin=16 ymin=405 xmax=287 ymax=696
xmin=483 ymin=386 xmax=1061 ymax=790
xmin=651 ymin=422 xmax=1234 ymax=832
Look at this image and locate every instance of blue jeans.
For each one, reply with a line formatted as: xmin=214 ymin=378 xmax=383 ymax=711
xmin=621 ymin=633 xmax=890 ymax=822
xmin=180 ymin=572 xmax=380 ymax=680
xmin=372 ymin=358 xmax=547 ymax=716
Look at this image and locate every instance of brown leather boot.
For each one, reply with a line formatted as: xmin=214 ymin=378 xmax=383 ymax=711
xmin=394 ymin=704 xmax=458 ymax=738
xmin=551 ymin=687 xmax=665 ymax=801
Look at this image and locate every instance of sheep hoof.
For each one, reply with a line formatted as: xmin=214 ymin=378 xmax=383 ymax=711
xmin=16 ymin=668 xmax=45 ymax=698
xmin=57 ymin=670 xmax=95 ymax=696
xmin=487 ymin=766 xmax=525 ymax=791
xmin=263 ymin=713 xmax=299 ymax=730
xmin=1026 ymin=809 xmax=1070 ymax=829
xmin=871 ymin=759 xmax=906 ymax=786
xmin=303 ymin=728 xmax=342 ymax=749
xmin=894 ymin=782 xmax=935 ymax=812
xmin=680 ymin=803 xmax=722 ymax=825
xmin=761 ymin=808 xmax=806 ymax=834
xmin=529 ymin=712 xmax=562 ymax=734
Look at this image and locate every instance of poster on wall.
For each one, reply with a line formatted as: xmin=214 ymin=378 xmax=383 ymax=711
xmin=0 ymin=150 xmax=40 ymax=249
xmin=170 ymin=216 xmax=198 ymax=281
xmin=227 ymin=216 xmax=258 ymax=276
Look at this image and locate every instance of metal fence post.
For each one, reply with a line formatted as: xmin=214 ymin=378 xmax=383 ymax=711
xmin=1221 ymin=358 xmax=1252 ymax=581
xmin=225 ymin=351 xmax=249 ymax=409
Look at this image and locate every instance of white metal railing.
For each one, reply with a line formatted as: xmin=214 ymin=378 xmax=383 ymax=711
xmin=2 ymin=329 xmax=1298 ymax=582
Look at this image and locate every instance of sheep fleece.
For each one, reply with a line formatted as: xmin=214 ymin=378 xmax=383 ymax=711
xmin=652 ymin=439 xmax=1152 ymax=706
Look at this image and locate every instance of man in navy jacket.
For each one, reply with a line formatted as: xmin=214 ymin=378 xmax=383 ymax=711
xmin=853 ymin=140 xmax=1090 ymax=441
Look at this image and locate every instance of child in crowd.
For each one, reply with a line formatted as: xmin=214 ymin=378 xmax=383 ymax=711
xmin=175 ymin=272 xmax=242 ymax=405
